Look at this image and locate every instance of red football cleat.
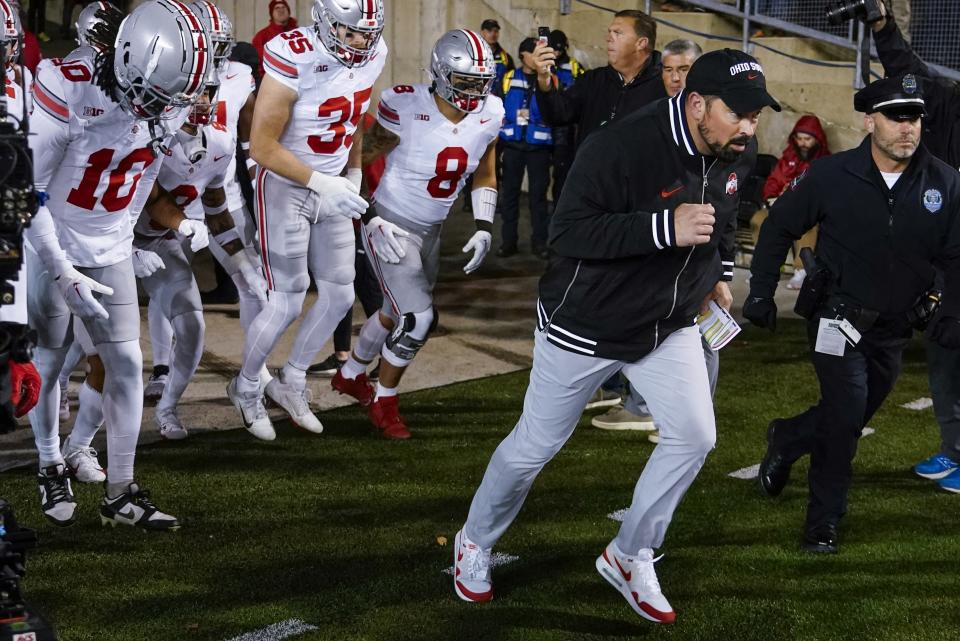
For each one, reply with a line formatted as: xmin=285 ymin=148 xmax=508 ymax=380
xmin=331 ymin=370 xmax=375 ymax=406
xmin=368 ymin=395 xmax=411 ymax=439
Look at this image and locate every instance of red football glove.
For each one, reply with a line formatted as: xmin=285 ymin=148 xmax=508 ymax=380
xmin=10 ymin=360 xmax=41 ymax=418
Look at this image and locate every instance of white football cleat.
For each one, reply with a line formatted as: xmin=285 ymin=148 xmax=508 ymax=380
xmin=227 ymin=377 xmax=276 ymax=441
xmin=453 ymin=528 xmax=493 ymax=603
xmin=100 ymin=482 xmax=179 ymax=531
xmin=264 ymin=372 xmax=323 ymax=434
xmin=62 ymin=436 xmax=106 ymax=484
xmin=37 ymin=463 xmax=78 ymax=527
xmin=155 ymin=407 xmax=189 ymax=440
xmin=596 ymin=541 xmax=676 ymax=624
xmin=144 ymin=370 xmax=168 ymax=403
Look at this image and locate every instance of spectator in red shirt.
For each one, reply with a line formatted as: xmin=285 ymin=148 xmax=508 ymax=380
xmin=751 ymin=114 xmax=830 ymax=288
xmin=251 ymin=0 xmax=298 ymax=76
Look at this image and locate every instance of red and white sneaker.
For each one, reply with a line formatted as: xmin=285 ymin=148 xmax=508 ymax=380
xmin=368 ymin=396 xmax=411 ymax=439
xmin=453 ymin=528 xmax=493 ymax=603
xmin=331 ymin=370 xmax=375 ymax=406
xmin=596 ymin=541 xmax=676 ymax=624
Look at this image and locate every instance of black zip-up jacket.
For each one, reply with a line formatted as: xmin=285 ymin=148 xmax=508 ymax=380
xmin=537 ymin=91 xmax=756 ymax=361
xmin=874 ymin=18 xmax=960 ymax=169
xmin=535 ymin=51 xmax=666 ymax=147
xmin=750 ymin=137 xmax=960 ymax=319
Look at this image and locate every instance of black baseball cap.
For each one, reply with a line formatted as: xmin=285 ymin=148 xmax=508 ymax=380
xmin=854 ymin=74 xmax=925 ymax=120
xmin=481 ymin=19 xmax=500 ymax=30
xmin=685 ymin=48 xmax=781 ymax=113
xmin=519 ymin=37 xmax=537 ymax=56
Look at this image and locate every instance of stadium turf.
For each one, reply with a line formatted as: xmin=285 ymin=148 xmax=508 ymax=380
xmin=2 ymin=319 xmax=959 ymax=641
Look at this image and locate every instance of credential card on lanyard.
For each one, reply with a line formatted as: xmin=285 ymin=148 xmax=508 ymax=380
xmin=815 ymin=318 xmax=846 ymax=356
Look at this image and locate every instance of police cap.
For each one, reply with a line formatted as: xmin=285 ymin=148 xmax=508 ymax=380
xmin=854 ymin=74 xmax=925 ymax=120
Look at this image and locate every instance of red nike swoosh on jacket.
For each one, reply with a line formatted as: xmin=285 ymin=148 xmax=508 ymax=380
xmin=660 ymin=186 xmax=682 ymax=198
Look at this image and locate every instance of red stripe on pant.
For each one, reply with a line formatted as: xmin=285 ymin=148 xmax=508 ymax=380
xmin=255 ymin=167 xmax=274 ymax=290
xmin=360 ymin=227 xmax=400 ymax=318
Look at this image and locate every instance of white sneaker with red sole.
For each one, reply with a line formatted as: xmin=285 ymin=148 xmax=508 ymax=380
xmin=453 ymin=528 xmax=493 ymax=603
xmin=596 ymin=541 xmax=676 ymax=624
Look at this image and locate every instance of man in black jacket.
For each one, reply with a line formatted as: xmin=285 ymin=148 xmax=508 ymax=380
xmin=453 ymin=50 xmax=776 ymax=623
xmin=869 ymin=4 xmax=960 ymax=492
xmin=744 ymin=75 xmax=960 ymax=552
xmin=532 ymin=9 xmax=667 ymax=147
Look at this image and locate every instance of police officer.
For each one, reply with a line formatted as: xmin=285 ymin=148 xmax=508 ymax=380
xmin=744 ymin=74 xmax=960 ymax=553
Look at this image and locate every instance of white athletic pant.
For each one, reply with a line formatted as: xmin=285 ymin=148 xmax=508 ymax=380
xmin=465 ymin=325 xmax=716 ymax=553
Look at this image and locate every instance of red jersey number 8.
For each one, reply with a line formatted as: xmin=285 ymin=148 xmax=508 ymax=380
xmin=427 ymin=147 xmax=468 ymax=198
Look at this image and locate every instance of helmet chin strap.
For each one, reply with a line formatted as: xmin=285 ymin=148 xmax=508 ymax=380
xmin=175 ymin=125 xmax=207 ymax=163
xmin=147 ymin=118 xmax=170 ymax=157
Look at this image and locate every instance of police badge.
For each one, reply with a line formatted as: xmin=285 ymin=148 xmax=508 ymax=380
xmin=923 ymin=188 xmax=943 ymax=213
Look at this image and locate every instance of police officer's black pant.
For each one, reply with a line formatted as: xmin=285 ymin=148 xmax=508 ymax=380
xmin=551 ymin=144 xmax=576 ymax=205
xmin=774 ymin=318 xmax=909 ymax=528
xmin=332 ymin=224 xmax=384 ymax=353
xmin=499 ymin=146 xmax=551 ymax=250
xmin=927 ymin=340 xmax=960 ymax=462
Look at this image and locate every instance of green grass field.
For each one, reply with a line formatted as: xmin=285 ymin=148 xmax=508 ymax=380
xmin=3 ymin=320 xmax=959 ymax=641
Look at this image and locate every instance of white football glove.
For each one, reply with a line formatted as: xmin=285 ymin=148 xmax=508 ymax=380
xmin=132 ymin=249 xmax=166 ymax=279
xmin=365 ymin=216 xmax=409 ymax=264
xmin=462 ymin=230 xmax=492 ymax=274
xmin=306 ymin=171 xmax=368 ymax=221
xmin=178 ymin=219 xmax=210 ymax=252
xmin=228 ymin=251 xmax=269 ymax=302
xmin=53 ymin=262 xmax=114 ymax=321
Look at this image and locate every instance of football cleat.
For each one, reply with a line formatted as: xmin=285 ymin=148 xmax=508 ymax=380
xmin=331 ymin=370 xmax=375 ymax=406
xmin=596 ymin=542 xmax=676 ymax=624
xmin=100 ymin=482 xmax=179 ymax=531
xmin=38 ymin=463 xmax=78 ymax=527
xmin=227 ymin=377 xmax=276 ymax=441
xmin=453 ymin=528 xmax=493 ymax=602
xmin=265 ymin=371 xmax=323 ymax=434
xmin=144 ymin=367 xmax=169 ymax=403
xmin=62 ymin=436 xmax=106 ymax=484
xmin=369 ymin=396 xmax=411 ymax=440
xmin=155 ymin=407 xmax=189 ymax=441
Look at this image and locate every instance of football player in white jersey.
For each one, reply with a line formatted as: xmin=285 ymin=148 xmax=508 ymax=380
xmin=137 ymin=71 xmax=267 ymax=440
xmin=144 ymin=0 xmax=264 ymax=402
xmin=26 ymin=0 xmax=210 ymax=531
xmin=331 ymin=30 xmax=502 ymax=438
xmin=1 ymin=0 xmax=29 ymax=122
xmin=228 ymin=0 xmax=387 ymax=440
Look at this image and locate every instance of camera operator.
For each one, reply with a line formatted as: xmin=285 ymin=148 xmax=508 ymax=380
xmin=744 ymin=75 xmax=960 ymax=552
xmin=867 ymin=3 xmax=960 ymax=491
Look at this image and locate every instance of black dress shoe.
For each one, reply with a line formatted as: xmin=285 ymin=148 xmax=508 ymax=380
xmin=758 ymin=420 xmax=792 ymax=497
xmin=532 ymin=243 xmax=549 ymax=259
xmin=802 ymin=523 xmax=839 ymax=554
xmin=496 ymin=245 xmax=518 ymax=258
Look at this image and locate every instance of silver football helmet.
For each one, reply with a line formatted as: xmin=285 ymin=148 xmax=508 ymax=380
xmin=430 ymin=30 xmax=496 ymax=114
xmin=0 ymin=0 xmax=21 ymax=64
xmin=187 ymin=61 xmax=220 ymax=127
xmin=312 ymin=0 xmax=384 ymax=69
xmin=113 ymin=0 xmax=212 ymax=121
xmin=189 ymin=1 xmax=234 ymax=70
xmin=75 ymin=1 xmax=110 ymax=52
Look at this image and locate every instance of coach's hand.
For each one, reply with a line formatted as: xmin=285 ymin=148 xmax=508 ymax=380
xmin=674 ymin=203 xmax=715 ymax=247
xmin=307 ymin=171 xmax=368 ymax=221
xmin=178 ymin=219 xmax=210 ymax=252
xmin=462 ymin=230 xmax=492 ymax=274
xmin=533 ymin=42 xmax=557 ymax=88
xmin=742 ymin=296 xmax=777 ymax=332
xmin=132 ymin=249 xmax=166 ymax=279
xmin=701 ymin=281 xmax=733 ymax=315
xmin=54 ymin=263 xmax=114 ymax=321
xmin=365 ymin=216 xmax=409 ymax=264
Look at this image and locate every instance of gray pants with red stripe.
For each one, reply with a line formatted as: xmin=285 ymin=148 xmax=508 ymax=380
xmin=464 ymin=325 xmax=716 ymax=554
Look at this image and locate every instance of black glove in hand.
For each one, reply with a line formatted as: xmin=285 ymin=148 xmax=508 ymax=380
xmin=930 ymin=316 xmax=960 ymax=349
xmin=743 ymin=296 xmax=777 ymax=332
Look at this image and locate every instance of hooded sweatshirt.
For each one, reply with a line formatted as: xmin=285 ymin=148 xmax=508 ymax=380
xmin=252 ymin=0 xmax=299 ymax=76
xmin=762 ymin=114 xmax=830 ymax=201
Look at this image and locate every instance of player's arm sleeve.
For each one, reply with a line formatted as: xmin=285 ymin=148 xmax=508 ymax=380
xmin=261 ymin=36 xmax=300 ymax=92
xmin=28 ymin=67 xmax=71 ymax=192
xmin=548 ymin=136 xmax=678 ymax=260
xmin=749 ymin=167 xmax=822 ymax=299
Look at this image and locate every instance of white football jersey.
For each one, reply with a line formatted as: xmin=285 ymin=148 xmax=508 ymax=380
xmin=2 ymin=66 xmax=29 ymax=125
xmin=30 ymin=48 xmax=177 ymax=267
xmin=214 ymin=60 xmax=256 ymax=211
xmin=134 ymin=123 xmax=233 ymax=238
xmin=373 ymin=85 xmax=503 ymax=226
xmin=262 ymin=27 xmax=387 ymax=181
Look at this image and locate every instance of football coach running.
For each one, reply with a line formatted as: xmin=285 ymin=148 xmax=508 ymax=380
xmin=744 ymin=75 xmax=960 ymax=553
xmin=453 ymin=50 xmax=778 ymax=623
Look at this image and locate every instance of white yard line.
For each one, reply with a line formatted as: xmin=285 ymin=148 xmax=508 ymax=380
xmin=726 ymin=428 xmax=876 ymax=480
xmin=222 ymin=619 xmax=318 ymax=641
xmin=607 ymin=509 xmax=627 ymax=522
xmin=901 ymin=397 xmax=933 ymax=410
xmin=443 ymin=552 xmax=519 ymax=575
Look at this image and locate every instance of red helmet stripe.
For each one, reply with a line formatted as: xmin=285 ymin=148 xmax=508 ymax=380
xmin=464 ymin=29 xmax=484 ymax=66
xmin=168 ymin=0 xmax=207 ymax=96
xmin=206 ymin=1 xmax=220 ymax=32
xmin=364 ymin=0 xmax=375 ymax=20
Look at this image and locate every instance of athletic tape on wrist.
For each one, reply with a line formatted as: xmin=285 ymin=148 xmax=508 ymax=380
xmin=203 ymin=202 xmax=230 ymax=218
xmin=245 ymin=157 xmax=257 ymax=170
xmin=240 ymin=141 xmax=250 ymax=151
xmin=471 ymin=187 xmax=497 ymax=225
xmin=214 ymin=228 xmax=241 ymax=246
